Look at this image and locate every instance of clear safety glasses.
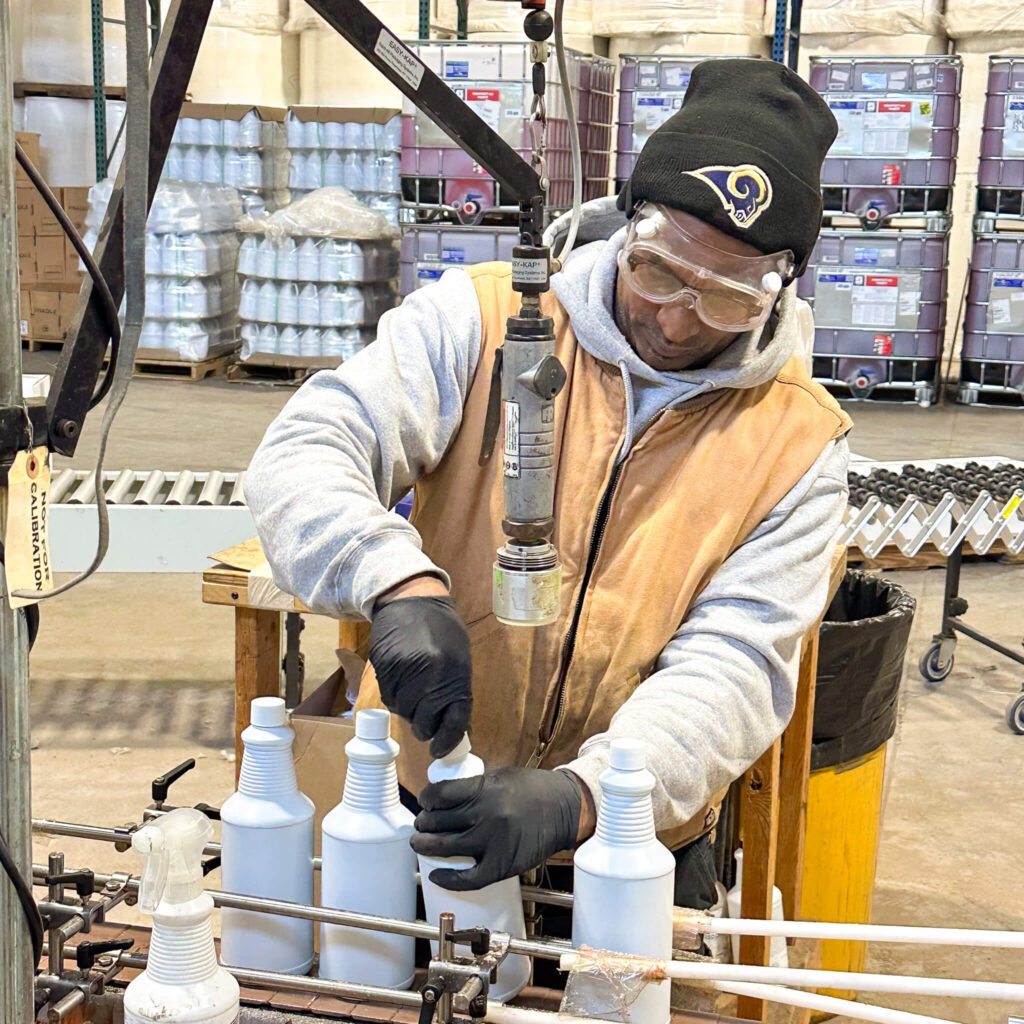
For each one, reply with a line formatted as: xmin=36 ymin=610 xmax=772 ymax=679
xmin=617 ymin=202 xmax=795 ymax=333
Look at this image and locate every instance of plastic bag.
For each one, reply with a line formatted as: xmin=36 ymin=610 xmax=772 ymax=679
xmin=240 ymin=186 xmax=398 ymax=242
xmin=812 ymin=570 xmax=916 ymax=770
xmin=559 ymin=947 xmax=670 ymax=1022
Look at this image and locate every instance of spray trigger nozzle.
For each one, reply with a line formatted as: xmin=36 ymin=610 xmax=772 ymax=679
xmin=132 ymin=807 xmax=213 ymax=914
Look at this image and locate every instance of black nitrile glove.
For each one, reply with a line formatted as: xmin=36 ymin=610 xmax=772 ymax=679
xmin=411 ymin=766 xmax=583 ymax=891
xmin=369 ymin=595 xmax=472 ymax=758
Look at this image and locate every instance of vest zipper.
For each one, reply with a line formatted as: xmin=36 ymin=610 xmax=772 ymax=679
xmin=530 ymin=459 xmax=624 ymax=766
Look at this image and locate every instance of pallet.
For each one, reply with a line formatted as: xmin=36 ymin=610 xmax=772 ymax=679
xmin=226 ymin=354 xmax=342 ymax=386
xmin=848 ymin=542 xmax=1024 ymax=571
xmin=22 ymin=337 xmax=66 ymax=352
xmin=103 ymin=352 xmax=233 ymax=381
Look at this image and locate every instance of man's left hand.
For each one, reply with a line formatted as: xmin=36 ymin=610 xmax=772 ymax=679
xmin=411 ymin=767 xmax=585 ymax=891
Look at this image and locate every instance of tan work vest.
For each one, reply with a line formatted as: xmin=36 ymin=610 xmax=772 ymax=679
xmin=357 ymin=263 xmax=852 ymax=848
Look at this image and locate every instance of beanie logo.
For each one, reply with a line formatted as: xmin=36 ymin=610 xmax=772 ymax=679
xmin=684 ymin=164 xmax=773 ymax=229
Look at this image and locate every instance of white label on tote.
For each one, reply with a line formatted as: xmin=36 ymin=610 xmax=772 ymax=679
xmin=828 ymin=96 xmax=933 ymax=158
xmin=1004 ymin=99 xmax=1024 ymax=156
xmin=466 ymin=88 xmax=501 ymax=132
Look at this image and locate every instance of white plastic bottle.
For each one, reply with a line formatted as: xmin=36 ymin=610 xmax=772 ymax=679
xmin=220 ymin=697 xmax=315 ymax=974
xmin=725 ymin=848 xmax=788 ymax=969
xmin=320 ymin=709 xmax=417 ymax=987
xmin=418 ymin=735 xmax=531 ymax=1003
xmin=573 ymin=739 xmax=674 ymax=1024
xmin=124 ymin=808 xmax=239 ymax=1024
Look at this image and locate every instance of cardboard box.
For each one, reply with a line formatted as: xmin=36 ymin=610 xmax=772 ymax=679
xmin=291 ymin=652 xmax=362 ymax=857
xmin=16 ymin=192 xmax=33 ymax=237
xmin=64 ymin=243 xmax=82 ymax=283
xmin=61 ymin=187 xmax=91 ymax=234
xmin=18 ymin=247 xmax=37 ymax=287
xmin=34 ymin=236 xmax=67 ymax=282
xmin=19 ymin=290 xmax=29 ymax=339
xmin=59 ymin=289 xmax=80 ymax=326
xmin=29 ymin=308 xmax=61 ymax=341
xmin=287 ymin=105 xmax=401 ymax=125
xmin=15 ymin=132 xmax=41 ymax=188
xmin=34 ymin=193 xmax=63 ymax=237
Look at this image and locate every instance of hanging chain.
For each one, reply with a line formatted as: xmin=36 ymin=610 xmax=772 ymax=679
xmin=529 ymin=40 xmax=550 ymax=198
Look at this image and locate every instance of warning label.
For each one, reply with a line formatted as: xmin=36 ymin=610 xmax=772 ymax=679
xmin=828 ymin=94 xmax=935 ymax=158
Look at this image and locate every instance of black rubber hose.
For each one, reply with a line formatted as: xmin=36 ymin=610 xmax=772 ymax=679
xmin=0 ymin=828 xmax=44 ymax=970
xmin=14 ymin=140 xmax=122 ymax=409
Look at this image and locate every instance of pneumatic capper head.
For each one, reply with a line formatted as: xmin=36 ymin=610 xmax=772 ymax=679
xmin=491 ymin=243 xmax=566 ymax=627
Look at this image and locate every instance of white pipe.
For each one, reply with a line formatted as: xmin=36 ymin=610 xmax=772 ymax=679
xmin=559 ymin=952 xmax=1024 ymax=1001
xmin=675 ymin=909 xmax=1024 ymax=950
xmin=484 ymin=1002 xmax=624 ymax=1024
xmin=716 ymin=982 xmax=963 ymax=1024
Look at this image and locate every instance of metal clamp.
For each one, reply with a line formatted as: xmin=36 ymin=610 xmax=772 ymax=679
xmin=419 ymin=914 xmax=510 ymax=1024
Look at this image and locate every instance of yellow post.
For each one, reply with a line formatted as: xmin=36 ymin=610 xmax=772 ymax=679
xmin=800 ymin=742 xmax=887 ymax=1001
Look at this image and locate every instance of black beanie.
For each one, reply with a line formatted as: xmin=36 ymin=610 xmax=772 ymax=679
xmin=618 ymin=58 xmax=838 ymax=274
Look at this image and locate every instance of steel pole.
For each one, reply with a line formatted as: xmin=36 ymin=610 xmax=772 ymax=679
xmin=0 ymin=0 xmax=36 ymax=1018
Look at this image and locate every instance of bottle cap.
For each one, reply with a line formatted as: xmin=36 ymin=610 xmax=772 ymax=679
xmin=355 ymin=708 xmax=391 ymax=741
xmin=609 ymin=738 xmax=646 ymax=771
xmin=437 ymin=733 xmax=472 ymax=765
xmin=250 ymin=696 xmax=286 ymax=728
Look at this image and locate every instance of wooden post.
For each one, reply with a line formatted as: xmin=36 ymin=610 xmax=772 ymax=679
xmin=234 ymin=606 xmax=282 ymax=779
xmin=775 ymin=626 xmax=821 ymax=921
xmin=737 ymin=739 xmax=781 ymax=1022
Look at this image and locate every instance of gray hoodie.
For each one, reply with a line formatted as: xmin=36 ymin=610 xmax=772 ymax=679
xmin=246 ymin=214 xmax=850 ymax=829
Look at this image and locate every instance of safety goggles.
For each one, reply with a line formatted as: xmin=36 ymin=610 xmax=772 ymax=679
xmin=617 ymin=202 xmax=795 ymax=332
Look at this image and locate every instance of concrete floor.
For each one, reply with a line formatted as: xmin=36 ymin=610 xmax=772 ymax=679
xmin=20 ymin=351 xmax=1024 ymax=1023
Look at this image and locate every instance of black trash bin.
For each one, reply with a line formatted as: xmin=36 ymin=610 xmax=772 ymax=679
xmin=812 ymin=569 xmax=917 ymax=771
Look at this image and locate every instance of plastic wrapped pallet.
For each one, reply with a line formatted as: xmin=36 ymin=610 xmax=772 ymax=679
xmin=607 ymin=34 xmax=769 ymax=64
xmin=763 ymin=0 xmax=942 ymax=37
xmin=22 ymin=97 xmax=126 ymax=187
xmin=287 ymin=0 xmax=421 ymax=33
xmin=210 ymin=0 xmax=288 ymax=32
xmin=593 ymin=0 xmax=764 ymax=39
xmin=433 ymin=0 xmax=593 ymax=38
xmin=190 ymin=26 xmax=299 ymax=106
xmin=236 ymin=187 xmax=398 ymax=364
xmin=287 ymin=108 xmax=401 ymax=225
xmin=83 ymin=180 xmax=245 ymax=362
xmin=164 ymin=103 xmax=291 ymax=216
xmin=944 ymin=1 xmax=1024 ymax=42
xmin=298 ymin=30 xmax=406 ymax=105
xmin=11 ymin=0 xmax=139 ymax=88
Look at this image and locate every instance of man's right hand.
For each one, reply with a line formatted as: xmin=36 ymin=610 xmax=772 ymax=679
xmin=369 ymin=586 xmax=472 ymax=758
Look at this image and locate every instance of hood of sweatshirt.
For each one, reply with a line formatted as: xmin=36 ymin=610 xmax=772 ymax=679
xmin=549 ymin=201 xmax=809 ymax=454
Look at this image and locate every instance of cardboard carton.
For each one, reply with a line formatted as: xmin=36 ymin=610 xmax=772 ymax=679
xmin=59 ymin=289 xmax=80 ymax=326
xmin=287 ymin=106 xmax=401 ymax=125
xmin=291 ymin=651 xmax=363 ymax=857
xmin=61 ymin=187 xmax=91 ymax=234
xmin=35 ymin=236 xmax=67 ymax=282
xmin=19 ymin=290 xmax=30 ymax=338
xmin=18 ymin=248 xmax=37 ymax=287
xmin=29 ymin=307 xmax=61 ymax=340
xmin=15 ymin=132 xmax=41 ymax=188
xmin=64 ymin=243 xmax=82 ymax=282
xmin=16 ymin=192 xmax=33 ymax=237
xmin=34 ymin=193 xmax=62 ymax=237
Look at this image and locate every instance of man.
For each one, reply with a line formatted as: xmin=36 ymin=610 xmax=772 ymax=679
xmin=247 ymin=59 xmax=851 ymax=912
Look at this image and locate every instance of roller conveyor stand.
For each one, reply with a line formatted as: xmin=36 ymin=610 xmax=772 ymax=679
xmin=849 ymin=461 xmax=1024 ymax=732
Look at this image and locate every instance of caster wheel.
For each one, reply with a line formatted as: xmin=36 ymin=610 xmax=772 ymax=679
xmin=919 ymin=643 xmax=954 ymax=684
xmin=1006 ymin=693 xmax=1024 ymax=734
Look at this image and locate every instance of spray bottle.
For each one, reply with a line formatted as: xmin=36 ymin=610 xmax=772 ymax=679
xmin=418 ymin=734 xmax=531 ymax=1003
xmin=124 ymin=808 xmax=239 ymax=1024
xmin=572 ymin=739 xmax=674 ymax=1024
xmin=220 ymin=696 xmax=315 ymax=974
xmin=320 ymin=708 xmax=417 ymax=988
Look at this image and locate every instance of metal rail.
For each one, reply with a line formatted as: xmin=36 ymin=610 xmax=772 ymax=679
xmin=31 ymin=862 xmax=571 ymax=963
